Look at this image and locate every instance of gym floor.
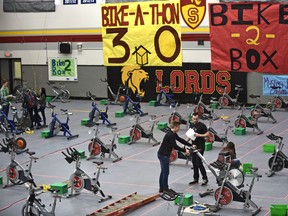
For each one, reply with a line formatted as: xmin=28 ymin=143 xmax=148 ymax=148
xmin=0 ymin=99 xmax=287 ymax=216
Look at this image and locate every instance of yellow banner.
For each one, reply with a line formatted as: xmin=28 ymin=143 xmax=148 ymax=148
xmin=101 ymin=1 xmax=182 ymax=66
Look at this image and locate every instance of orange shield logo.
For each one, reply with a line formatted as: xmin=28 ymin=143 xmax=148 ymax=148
xmin=180 ymin=0 xmax=206 ymax=30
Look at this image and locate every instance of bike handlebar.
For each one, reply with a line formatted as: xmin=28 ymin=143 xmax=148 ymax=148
xmin=267 ymin=133 xmax=283 ymax=141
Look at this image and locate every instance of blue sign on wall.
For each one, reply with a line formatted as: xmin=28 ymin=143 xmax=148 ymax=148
xmin=263 ymin=75 xmax=288 ymax=96
xmin=63 ymin=0 xmax=78 ymax=5
xmin=81 ymin=0 xmax=96 ymax=4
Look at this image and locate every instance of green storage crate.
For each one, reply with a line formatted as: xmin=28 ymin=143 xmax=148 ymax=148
xmin=149 ymin=100 xmax=157 ymax=106
xmin=175 ymin=194 xmax=193 ymax=206
xmin=46 ymin=96 xmax=53 ymax=102
xmin=0 ymin=176 xmax=3 ymax=185
xmin=263 ymin=144 xmax=276 ymax=153
xmin=77 ymin=150 xmax=85 ymax=159
xmin=234 ymin=127 xmax=246 ymax=135
xmin=270 ymin=204 xmax=288 ymax=216
xmin=41 ymin=130 xmax=50 ymax=138
xmin=118 ymin=136 xmax=130 ymax=144
xmin=100 ymin=99 xmax=107 ymax=105
xmin=157 ymin=122 xmax=168 ymax=130
xmin=81 ymin=118 xmax=90 ymax=126
xmin=50 ymin=182 xmax=68 ymax=195
xmin=209 ymin=103 xmax=219 ymax=109
xmin=205 ymin=142 xmax=213 ymax=151
xmin=115 ymin=111 xmax=124 ymax=118
xmin=243 ymin=163 xmax=253 ymax=175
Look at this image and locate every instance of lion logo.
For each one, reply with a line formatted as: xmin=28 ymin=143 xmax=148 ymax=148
xmin=121 ymin=66 xmax=149 ymax=97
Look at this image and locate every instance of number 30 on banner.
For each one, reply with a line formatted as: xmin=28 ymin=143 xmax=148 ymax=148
xmin=103 ymin=26 xmax=182 ymax=66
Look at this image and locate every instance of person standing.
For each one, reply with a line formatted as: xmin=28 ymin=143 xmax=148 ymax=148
xmin=38 ymin=87 xmax=47 ymax=127
xmin=188 ymin=112 xmax=209 ymax=186
xmin=23 ymin=89 xmax=42 ymax=129
xmin=0 ymin=80 xmax=11 ymax=117
xmin=157 ymin=121 xmax=191 ymax=193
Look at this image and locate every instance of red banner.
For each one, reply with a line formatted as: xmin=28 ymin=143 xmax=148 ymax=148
xmin=209 ymin=2 xmax=288 ymax=74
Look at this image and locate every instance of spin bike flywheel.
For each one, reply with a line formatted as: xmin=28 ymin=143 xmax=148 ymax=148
xmin=219 ymin=96 xmax=229 ymax=108
xmin=250 ymin=109 xmax=261 ymax=120
xmin=70 ymin=174 xmax=84 ymax=192
xmin=130 ymin=128 xmax=141 ymax=141
xmin=89 ymin=110 xmax=100 ymax=123
xmin=206 ymin=131 xmax=215 ymax=143
xmin=214 ymin=186 xmax=233 ymax=205
xmin=15 ymin=137 xmax=27 ymax=150
xmin=169 ymin=115 xmax=180 ymax=124
xmin=88 ymin=142 xmax=101 ymax=156
xmin=227 ymin=168 xmax=244 ymax=188
xmin=169 ymin=149 xmax=178 ymax=162
xmin=21 ymin=203 xmax=40 ymax=216
xmin=49 ymin=121 xmax=60 ymax=136
xmin=156 ymin=94 xmax=167 ymax=104
xmin=235 ymin=117 xmax=246 ymax=128
xmin=268 ymin=156 xmax=285 ymax=172
xmin=194 ymin=106 xmax=204 ymax=116
xmin=6 ymin=165 xmax=20 ymax=183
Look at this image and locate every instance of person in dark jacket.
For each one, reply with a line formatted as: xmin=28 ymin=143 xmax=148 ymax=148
xmin=188 ymin=112 xmax=209 ymax=186
xmin=38 ymin=87 xmax=47 ymax=126
xmin=157 ymin=121 xmax=191 ymax=193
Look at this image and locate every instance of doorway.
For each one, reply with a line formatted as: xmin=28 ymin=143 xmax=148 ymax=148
xmin=0 ymin=58 xmax=22 ymax=94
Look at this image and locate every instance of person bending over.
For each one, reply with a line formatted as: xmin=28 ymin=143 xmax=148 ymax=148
xmin=217 ymin=142 xmax=241 ymax=169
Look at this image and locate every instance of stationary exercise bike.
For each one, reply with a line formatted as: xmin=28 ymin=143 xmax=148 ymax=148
xmin=155 ymin=78 xmax=177 ymax=107
xmin=10 ymin=105 xmax=32 ymax=131
xmin=202 ymin=114 xmax=233 ymax=145
xmin=87 ymin=91 xmax=116 ymax=127
xmin=0 ymin=136 xmax=38 ymax=188
xmin=235 ymin=106 xmax=263 ymax=135
xmin=168 ymin=102 xmax=187 ymax=125
xmin=129 ymin=114 xmax=160 ymax=146
xmin=0 ymin=104 xmax=22 ymax=134
xmin=266 ymin=85 xmax=288 ymax=111
xmin=21 ymin=178 xmax=62 ymax=216
xmin=47 ymin=81 xmax=70 ymax=103
xmin=46 ymin=102 xmax=79 ymax=140
xmin=193 ymin=93 xmax=218 ymax=120
xmin=195 ymin=149 xmax=262 ymax=215
xmin=86 ymin=123 xmax=122 ymax=163
xmin=122 ymin=86 xmax=147 ymax=116
xmin=249 ymin=94 xmax=277 ymax=123
xmin=100 ymin=78 xmax=126 ymax=105
xmin=266 ymin=133 xmax=288 ymax=177
xmin=170 ymin=147 xmax=192 ymax=165
xmin=218 ymin=84 xmax=243 ymax=109
xmin=62 ymin=148 xmax=112 ymax=203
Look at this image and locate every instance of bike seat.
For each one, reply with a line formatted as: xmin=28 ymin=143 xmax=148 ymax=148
xmin=60 ymin=109 xmax=67 ymax=112
xmin=93 ymin=161 xmax=104 ymax=166
xmin=271 ymin=85 xmax=281 ymax=90
xmin=27 ymin=151 xmax=35 ymax=156
xmin=249 ymin=94 xmax=260 ymax=99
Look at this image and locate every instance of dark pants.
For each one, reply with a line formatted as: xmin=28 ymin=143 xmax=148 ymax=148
xmin=0 ymin=104 xmax=9 ymax=123
xmin=28 ymin=106 xmax=41 ymax=127
xmin=192 ymin=150 xmax=208 ymax=181
xmin=39 ymin=106 xmax=46 ymax=125
xmin=158 ymin=154 xmax=170 ymax=190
